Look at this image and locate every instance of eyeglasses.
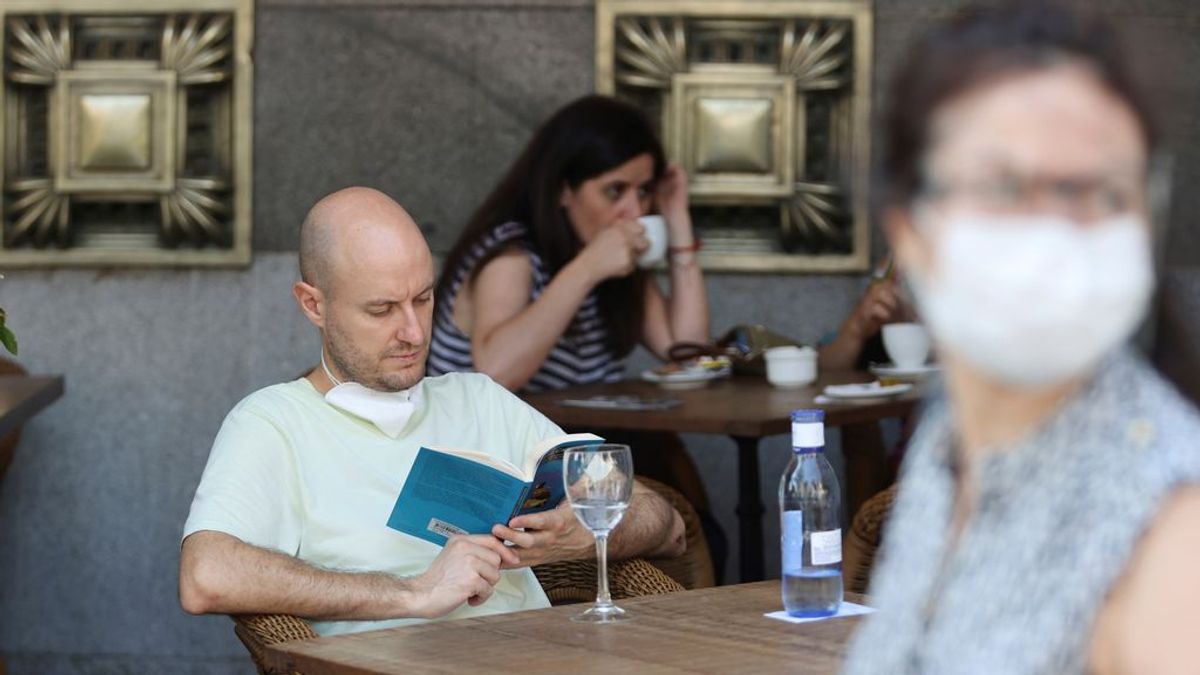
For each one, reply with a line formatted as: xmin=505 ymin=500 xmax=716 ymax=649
xmin=918 ymin=171 xmax=1146 ymax=220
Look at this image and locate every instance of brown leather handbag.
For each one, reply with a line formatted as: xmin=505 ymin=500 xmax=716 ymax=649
xmin=667 ymin=324 xmax=801 ymax=376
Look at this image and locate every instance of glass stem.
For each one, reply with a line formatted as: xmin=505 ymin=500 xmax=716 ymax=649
xmin=594 ymin=533 xmax=612 ymax=608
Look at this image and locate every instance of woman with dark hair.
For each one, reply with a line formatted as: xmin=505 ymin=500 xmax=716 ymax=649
xmin=428 ymin=95 xmax=722 ymax=574
xmin=842 ymin=3 xmax=1199 ymax=673
xmin=428 ymin=95 xmax=708 ymax=392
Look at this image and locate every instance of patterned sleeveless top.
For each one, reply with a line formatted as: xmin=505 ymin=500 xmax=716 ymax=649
xmin=427 ymin=221 xmax=625 ymax=394
xmin=842 ymin=349 xmax=1200 ymax=675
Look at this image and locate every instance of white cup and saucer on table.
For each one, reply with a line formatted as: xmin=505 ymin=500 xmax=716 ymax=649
xmin=869 ymin=322 xmax=940 ymax=382
xmin=821 ymin=323 xmax=933 ymax=402
xmin=636 ymin=215 xmax=668 ymax=268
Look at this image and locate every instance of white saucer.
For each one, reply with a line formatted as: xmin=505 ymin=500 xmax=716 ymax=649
xmin=869 ymin=363 xmax=941 ymax=379
xmin=641 ymin=366 xmax=730 ymax=390
xmin=822 ymin=382 xmax=914 ymax=399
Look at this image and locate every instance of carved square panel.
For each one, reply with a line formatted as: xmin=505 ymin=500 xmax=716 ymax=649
xmin=1 ymin=1 xmax=254 ymax=267
xmin=597 ymin=0 xmax=874 ymax=273
xmin=671 ymin=73 xmax=794 ymax=198
xmin=79 ymin=95 xmax=151 ymax=170
xmin=56 ymin=68 xmax=176 ymax=192
xmin=695 ymin=98 xmax=772 ymax=173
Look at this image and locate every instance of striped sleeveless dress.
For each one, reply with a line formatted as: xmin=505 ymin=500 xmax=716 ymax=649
xmin=427 ymin=221 xmax=625 ymax=393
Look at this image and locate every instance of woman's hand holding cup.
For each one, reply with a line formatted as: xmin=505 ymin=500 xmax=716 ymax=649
xmin=578 ymin=219 xmax=649 ymax=282
xmin=635 ymin=215 xmax=668 ymax=268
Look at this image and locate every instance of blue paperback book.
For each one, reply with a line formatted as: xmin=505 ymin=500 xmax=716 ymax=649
xmin=387 ymin=433 xmax=604 ymax=546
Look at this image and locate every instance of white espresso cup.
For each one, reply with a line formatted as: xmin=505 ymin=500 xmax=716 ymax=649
xmin=882 ymin=322 xmax=931 ymax=369
xmin=637 ymin=215 xmax=668 ymax=268
xmin=764 ymin=345 xmax=818 ymax=388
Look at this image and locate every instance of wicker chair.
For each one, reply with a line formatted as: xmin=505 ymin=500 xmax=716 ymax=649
xmin=231 ymin=478 xmax=708 ymax=675
xmin=630 ymin=476 xmax=715 ymax=590
xmin=842 ymin=483 xmax=898 ymax=595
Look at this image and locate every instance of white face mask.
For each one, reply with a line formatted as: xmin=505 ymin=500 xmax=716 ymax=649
xmin=320 ymin=351 xmax=420 ymax=438
xmin=908 ymin=212 xmax=1154 ymax=388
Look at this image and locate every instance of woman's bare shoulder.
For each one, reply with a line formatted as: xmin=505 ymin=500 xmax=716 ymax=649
xmin=1091 ymin=485 xmax=1200 ymax=675
xmin=471 ymin=247 xmax=533 ymax=290
xmin=452 ymin=248 xmax=533 ymax=336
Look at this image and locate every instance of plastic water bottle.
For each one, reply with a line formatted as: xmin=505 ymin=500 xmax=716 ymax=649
xmin=779 ymin=409 xmax=843 ymax=617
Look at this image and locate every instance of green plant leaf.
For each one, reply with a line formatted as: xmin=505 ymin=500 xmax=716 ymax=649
xmin=0 ymin=324 xmax=17 ymax=356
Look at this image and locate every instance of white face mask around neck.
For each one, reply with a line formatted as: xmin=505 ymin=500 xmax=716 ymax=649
xmin=907 ymin=212 xmax=1154 ymax=388
xmin=320 ymin=351 xmax=420 ymax=438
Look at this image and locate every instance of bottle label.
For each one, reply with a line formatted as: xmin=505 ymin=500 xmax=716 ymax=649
xmin=810 ymin=529 xmax=842 ymax=566
xmin=781 ymin=510 xmax=804 ymax=573
xmin=791 ymin=422 xmax=824 ymax=450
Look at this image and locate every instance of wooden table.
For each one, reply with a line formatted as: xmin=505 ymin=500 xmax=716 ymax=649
xmin=263 ymin=582 xmax=869 ymax=675
xmin=523 ymin=373 xmax=919 ymax=582
xmin=0 ymin=375 xmax=65 ymax=479
xmin=0 ymin=375 xmax=65 ymax=438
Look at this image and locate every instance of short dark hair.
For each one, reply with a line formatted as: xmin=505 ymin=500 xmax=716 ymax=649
xmin=437 ymin=95 xmax=667 ymax=357
xmin=880 ymin=1 xmax=1159 ymax=209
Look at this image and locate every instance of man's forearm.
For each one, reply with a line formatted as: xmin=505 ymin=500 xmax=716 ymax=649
xmin=180 ymin=530 xmax=420 ymax=621
xmin=608 ymin=483 xmax=687 ymax=560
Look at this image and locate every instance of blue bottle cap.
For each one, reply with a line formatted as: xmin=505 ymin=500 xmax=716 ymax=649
xmin=791 ymin=409 xmax=825 ymax=424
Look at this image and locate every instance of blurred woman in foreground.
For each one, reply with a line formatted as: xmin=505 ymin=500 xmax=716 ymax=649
xmin=843 ymin=3 xmax=1200 ymax=674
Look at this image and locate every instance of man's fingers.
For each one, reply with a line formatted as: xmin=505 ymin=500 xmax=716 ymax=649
xmin=483 ymin=539 xmax=521 ymax=567
xmin=481 ymin=566 xmax=502 ymax=587
xmin=465 ymin=545 xmax=502 ymax=569
xmin=492 ymin=524 xmax=536 ymax=549
xmin=461 ymin=533 xmax=510 ymax=553
xmin=494 ymin=524 xmax=550 ymax=553
xmin=509 ymin=511 xmax=551 ymax=531
xmin=468 ymin=577 xmax=496 ymax=606
xmin=472 ymin=557 xmax=502 ymax=585
xmin=461 ymin=534 xmax=520 ymax=566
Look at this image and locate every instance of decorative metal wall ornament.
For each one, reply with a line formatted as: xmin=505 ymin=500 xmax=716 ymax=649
xmin=1 ymin=0 xmax=253 ymax=267
xmin=597 ymin=1 xmax=873 ymax=273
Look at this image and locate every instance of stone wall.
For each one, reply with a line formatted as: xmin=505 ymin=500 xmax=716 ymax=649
xmin=1 ymin=1 xmax=1196 ymax=672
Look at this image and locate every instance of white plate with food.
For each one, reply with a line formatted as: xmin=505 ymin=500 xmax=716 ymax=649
xmin=641 ymin=357 xmax=732 ymax=390
xmin=822 ymin=381 xmax=914 ymax=399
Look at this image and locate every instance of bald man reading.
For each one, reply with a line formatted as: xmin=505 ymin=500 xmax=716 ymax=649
xmin=179 ymin=187 xmax=685 ymax=635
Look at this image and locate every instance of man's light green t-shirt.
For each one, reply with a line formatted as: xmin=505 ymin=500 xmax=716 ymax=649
xmin=183 ymin=372 xmax=563 ymax=635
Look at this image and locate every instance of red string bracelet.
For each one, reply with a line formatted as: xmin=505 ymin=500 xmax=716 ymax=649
xmin=668 ymin=239 xmax=703 ymax=254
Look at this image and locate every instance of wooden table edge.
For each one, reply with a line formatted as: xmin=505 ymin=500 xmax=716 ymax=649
xmin=0 ymin=375 xmax=65 ymax=438
xmin=261 ymin=584 xmax=873 ymax=675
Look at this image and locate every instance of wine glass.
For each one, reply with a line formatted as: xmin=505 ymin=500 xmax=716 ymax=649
xmin=563 ymin=443 xmax=634 ymax=623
